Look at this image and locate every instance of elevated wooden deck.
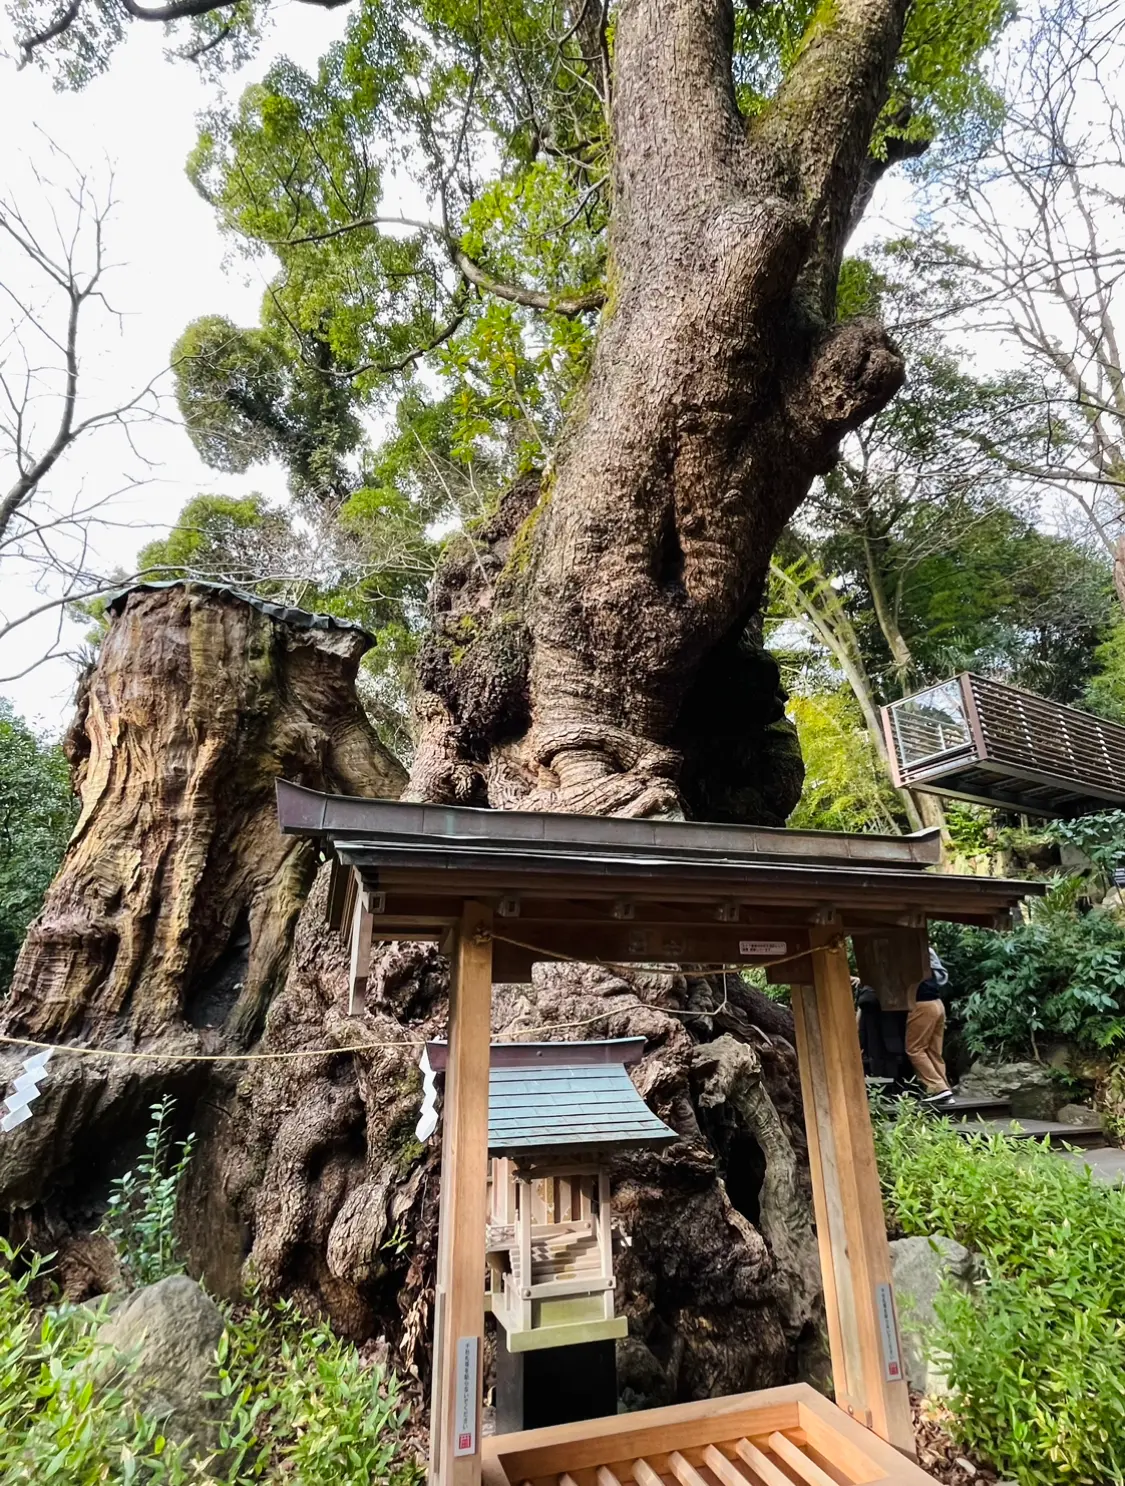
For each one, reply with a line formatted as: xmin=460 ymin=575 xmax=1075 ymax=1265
xmin=882 ymin=673 xmax=1125 ymax=816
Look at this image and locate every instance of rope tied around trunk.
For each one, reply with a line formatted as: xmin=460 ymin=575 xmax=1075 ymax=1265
xmin=0 ymin=940 xmax=839 ymax=1065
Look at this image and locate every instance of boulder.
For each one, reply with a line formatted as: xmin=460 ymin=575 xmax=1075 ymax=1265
xmin=1056 ymin=1103 xmax=1102 ymax=1129
xmin=96 ymin=1275 xmax=224 ymax=1451
xmin=889 ymin=1236 xmax=980 ymax=1399
xmin=956 ymin=1060 xmax=1061 ymax=1120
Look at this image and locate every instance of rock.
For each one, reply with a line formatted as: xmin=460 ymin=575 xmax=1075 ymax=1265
xmin=889 ymin=1236 xmax=980 ymax=1398
xmin=1056 ymin=1103 xmax=1102 ymax=1129
xmin=616 ymin=1335 xmax=673 ymax=1411
xmin=956 ymin=1060 xmax=1062 ymax=1120
xmin=96 ymin=1275 xmax=224 ymax=1452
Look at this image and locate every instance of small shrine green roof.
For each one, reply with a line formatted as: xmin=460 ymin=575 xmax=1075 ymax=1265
xmin=487 ymin=1062 xmax=676 ymax=1156
xmin=424 ymin=1038 xmax=677 ymax=1156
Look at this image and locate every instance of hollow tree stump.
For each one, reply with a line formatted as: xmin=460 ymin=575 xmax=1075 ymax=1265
xmin=0 ymin=582 xmax=403 ymax=1222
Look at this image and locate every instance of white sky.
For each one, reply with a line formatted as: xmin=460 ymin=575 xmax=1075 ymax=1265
xmin=0 ymin=6 xmax=350 ymax=731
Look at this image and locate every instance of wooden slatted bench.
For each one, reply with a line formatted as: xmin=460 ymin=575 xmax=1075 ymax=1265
xmin=482 ymin=1386 xmax=936 ymax=1486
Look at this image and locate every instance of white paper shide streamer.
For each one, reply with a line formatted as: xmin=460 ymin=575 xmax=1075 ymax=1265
xmin=415 ymin=1046 xmax=439 ymax=1142
xmin=0 ymin=1049 xmax=53 ymax=1134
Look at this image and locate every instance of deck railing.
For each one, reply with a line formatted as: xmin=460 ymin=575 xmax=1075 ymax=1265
xmin=882 ymin=673 xmax=1125 ymax=816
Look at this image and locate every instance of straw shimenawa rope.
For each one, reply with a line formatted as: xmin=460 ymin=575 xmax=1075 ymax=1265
xmin=0 ymin=936 xmax=839 ymax=1066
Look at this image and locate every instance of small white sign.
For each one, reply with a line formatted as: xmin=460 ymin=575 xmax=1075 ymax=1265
xmin=875 ymin=1283 xmax=904 ymax=1383
xmin=738 ymin=940 xmax=787 ymax=957
xmin=453 ymin=1335 xmax=479 ymax=1456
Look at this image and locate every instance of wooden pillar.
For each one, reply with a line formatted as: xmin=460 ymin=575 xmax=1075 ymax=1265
xmin=854 ymin=924 xmax=930 ymax=1012
xmin=430 ymin=900 xmax=494 ymax=1486
xmin=347 ymin=874 xmax=374 ymax=1016
xmin=792 ymin=925 xmax=915 ymax=1456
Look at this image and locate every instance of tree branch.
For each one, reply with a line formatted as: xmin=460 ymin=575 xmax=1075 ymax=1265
xmin=269 ymin=216 xmax=605 ymax=319
xmin=454 ymin=250 xmax=604 ymax=317
xmin=753 ymin=0 xmax=911 ymax=310
xmin=17 ymin=0 xmax=82 ymax=66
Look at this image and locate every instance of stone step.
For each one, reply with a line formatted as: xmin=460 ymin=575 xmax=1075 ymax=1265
xmin=946 ymin=1114 xmax=1106 ymax=1149
xmin=1057 ymin=1147 xmax=1125 ymax=1184
xmin=938 ymin=1096 xmax=1013 ymax=1118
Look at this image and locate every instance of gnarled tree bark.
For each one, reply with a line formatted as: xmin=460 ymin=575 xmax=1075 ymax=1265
xmin=214 ymin=880 xmax=823 ymax=1400
xmin=409 ymin=0 xmax=907 ymax=822
xmin=7 ymin=0 xmax=916 ymax=1409
xmin=0 ymin=582 xmax=403 ymax=1270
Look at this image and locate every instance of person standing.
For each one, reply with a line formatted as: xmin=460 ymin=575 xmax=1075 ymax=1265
xmin=907 ymin=977 xmax=953 ymax=1103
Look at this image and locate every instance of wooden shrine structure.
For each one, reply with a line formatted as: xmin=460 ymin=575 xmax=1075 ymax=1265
xmin=276 ymin=780 xmax=1041 ymax=1486
xmin=882 ymin=672 xmax=1125 ymax=817
xmin=423 ymin=1038 xmax=676 ymax=1355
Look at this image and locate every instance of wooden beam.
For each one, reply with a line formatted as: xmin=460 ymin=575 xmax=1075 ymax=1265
xmin=431 ymin=900 xmax=494 ymax=1486
xmin=791 ymin=927 xmax=915 ymax=1455
xmin=348 ymin=873 xmax=374 ymax=1016
xmin=361 ymin=866 xmax=1024 ymax=924
xmin=854 ymin=926 xmax=929 ymax=1013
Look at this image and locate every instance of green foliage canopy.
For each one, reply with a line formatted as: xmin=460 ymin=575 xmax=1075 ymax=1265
xmin=0 ymin=701 xmax=76 ymax=991
xmin=932 ymin=878 xmax=1125 ymax=1058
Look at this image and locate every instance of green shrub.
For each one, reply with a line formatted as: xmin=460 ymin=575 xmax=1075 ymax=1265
xmin=0 ymin=1240 xmax=191 ymax=1483
xmin=0 ymin=1244 xmax=421 ymax=1486
xmin=932 ymin=883 xmax=1125 ymax=1057
xmin=212 ymin=1294 xmax=421 ymax=1484
xmin=1047 ymin=810 xmax=1125 ymax=892
xmin=0 ymin=1098 xmax=422 ymax=1485
xmin=101 ymin=1096 xmax=196 ymax=1288
xmin=876 ymin=1103 xmax=1125 ymax=1484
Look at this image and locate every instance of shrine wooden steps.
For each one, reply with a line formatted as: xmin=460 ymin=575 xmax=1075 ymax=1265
xmin=482 ymin=1385 xmax=939 ymax=1486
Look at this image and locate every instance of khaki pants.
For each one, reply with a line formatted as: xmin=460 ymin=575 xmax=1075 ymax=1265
xmin=906 ymin=999 xmax=949 ymax=1094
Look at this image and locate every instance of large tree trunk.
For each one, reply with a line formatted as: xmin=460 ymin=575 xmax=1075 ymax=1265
xmin=5 ymin=0 xmax=912 ymax=1409
xmin=213 ymin=872 xmax=824 ymax=1399
xmin=0 ymin=582 xmax=403 ymax=1276
xmin=409 ymin=0 xmax=907 ymax=821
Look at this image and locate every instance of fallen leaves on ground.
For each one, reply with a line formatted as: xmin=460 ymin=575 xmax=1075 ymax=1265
xmin=912 ymin=1395 xmax=1005 ymax=1486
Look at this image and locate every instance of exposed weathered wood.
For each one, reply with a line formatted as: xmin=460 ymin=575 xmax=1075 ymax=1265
xmin=432 ymin=901 xmax=495 ymax=1486
xmin=0 ymin=583 xmax=404 ymax=1239
xmin=793 ymin=929 xmax=914 ymax=1453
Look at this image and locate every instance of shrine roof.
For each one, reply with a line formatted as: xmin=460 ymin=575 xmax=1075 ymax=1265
xmin=425 ymin=1039 xmax=675 ymax=1156
xmin=276 ymin=781 xmax=1041 ymax=931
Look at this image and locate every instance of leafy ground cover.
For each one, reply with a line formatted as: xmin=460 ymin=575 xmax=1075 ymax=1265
xmin=877 ymin=1102 xmax=1125 ymax=1485
xmin=0 ymin=1098 xmax=423 ymax=1486
xmin=0 ymin=1244 xmax=423 ymax=1486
